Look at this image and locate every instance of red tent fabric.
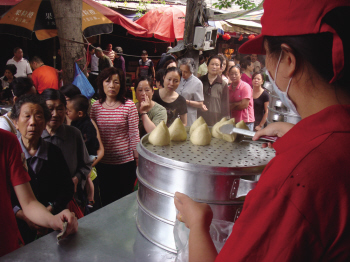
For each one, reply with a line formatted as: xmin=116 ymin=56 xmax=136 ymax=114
xmin=1 ymin=0 xmax=148 ymax=37
xmin=83 ymin=0 xmax=147 ymax=37
xmin=135 ymin=5 xmax=185 ymax=42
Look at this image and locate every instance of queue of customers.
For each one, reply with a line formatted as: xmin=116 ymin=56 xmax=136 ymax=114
xmin=0 ymin=50 xmax=269 ymax=256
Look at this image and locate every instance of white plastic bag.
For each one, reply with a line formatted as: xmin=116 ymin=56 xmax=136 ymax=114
xmin=173 ymin=215 xmax=234 ymax=262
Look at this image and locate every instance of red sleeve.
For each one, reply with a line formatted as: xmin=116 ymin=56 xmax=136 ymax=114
xmin=240 ymin=82 xmax=252 ymax=100
xmin=5 ymin=131 xmax=31 ymax=186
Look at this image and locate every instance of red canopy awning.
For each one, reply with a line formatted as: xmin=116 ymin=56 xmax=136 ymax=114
xmin=1 ymin=0 xmax=148 ymax=37
xmin=83 ymin=0 xmax=147 ymax=37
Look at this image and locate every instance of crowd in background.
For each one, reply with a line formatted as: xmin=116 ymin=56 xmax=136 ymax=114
xmin=0 ymin=43 xmax=270 ymax=256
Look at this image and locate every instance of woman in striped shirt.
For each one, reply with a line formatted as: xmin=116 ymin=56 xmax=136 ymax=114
xmin=91 ymin=67 xmax=140 ymax=206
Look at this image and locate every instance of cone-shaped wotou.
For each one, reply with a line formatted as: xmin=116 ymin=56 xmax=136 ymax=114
xmin=190 ymin=123 xmax=211 ymax=145
xmin=212 ymin=117 xmax=229 ymax=138
xmin=148 ymin=121 xmax=170 ymax=146
xmin=190 ymin=116 xmax=206 ymax=136
xmin=169 ymin=118 xmax=187 ymax=141
xmin=236 ymin=120 xmax=250 ymax=130
xmin=221 ymin=119 xmax=238 ymax=142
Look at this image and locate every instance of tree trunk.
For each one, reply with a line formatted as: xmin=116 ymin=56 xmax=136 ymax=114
xmin=184 ymin=0 xmax=200 ymax=71
xmin=51 ymin=0 xmax=86 ymax=84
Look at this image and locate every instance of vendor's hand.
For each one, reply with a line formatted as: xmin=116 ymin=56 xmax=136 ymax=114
xmin=49 ymin=209 xmax=78 ymax=239
xmin=140 ymin=95 xmax=151 ymax=113
xmin=254 ymin=125 xmax=262 ymax=131
xmin=174 ymin=192 xmax=213 ymax=230
xmin=72 ymin=176 xmax=79 ymax=193
xmin=252 ymin=122 xmax=294 ymax=148
xmin=201 ymin=104 xmax=208 ymax=112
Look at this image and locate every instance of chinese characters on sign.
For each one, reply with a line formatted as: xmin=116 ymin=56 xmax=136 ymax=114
xmin=82 ymin=9 xmax=101 ymax=23
xmin=12 ymin=9 xmax=35 ymax=24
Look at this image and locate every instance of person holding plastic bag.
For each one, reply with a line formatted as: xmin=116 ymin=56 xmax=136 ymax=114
xmin=174 ymin=0 xmax=350 ymax=261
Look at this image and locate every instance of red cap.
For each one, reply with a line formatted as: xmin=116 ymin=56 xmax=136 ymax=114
xmin=239 ymin=0 xmax=350 ymax=83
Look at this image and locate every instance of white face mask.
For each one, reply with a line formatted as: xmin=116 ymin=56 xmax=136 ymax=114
xmin=266 ymin=51 xmax=299 ymax=116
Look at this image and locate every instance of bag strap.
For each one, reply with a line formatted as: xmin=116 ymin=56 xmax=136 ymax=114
xmin=0 ymin=116 xmax=17 ymax=135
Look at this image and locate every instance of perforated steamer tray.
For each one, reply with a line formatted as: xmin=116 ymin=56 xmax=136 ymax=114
xmin=140 ymin=128 xmax=275 ymax=169
xmin=136 ymin=128 xmax=276 ymax=253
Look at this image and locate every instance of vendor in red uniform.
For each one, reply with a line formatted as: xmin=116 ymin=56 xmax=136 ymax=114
xmin=174 ymin=0 xmax=350 ymax=261
xmin=0 ymin=129 xmax=78 ymax=257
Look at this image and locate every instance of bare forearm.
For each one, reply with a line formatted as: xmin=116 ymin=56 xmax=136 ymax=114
xmin=186 ymin=100 xmax=204 ymax=109
xmin=189 ymin=225 xmax=217 ymax=262
xmin=230 ymin=100 xmax=248 ymax=111
xmin=22 ymin=199 xmax=55 ymax=228
xmin=141 ymin=114 xmax=157 ymax=133
xmin=259 ymin=110 xmax=268 ymax=127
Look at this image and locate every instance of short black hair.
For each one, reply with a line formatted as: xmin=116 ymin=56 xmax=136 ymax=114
xmin=41 ymin=89 xmax=67 ymax=107
xmin=135 ymin=76 xmax=153 ymax=91
xmin=30 ymin=56 xmax=43 ymax=64
xmin=4 ymin=64 xmax=17 ymax=76
xmin=164 ymin=66 xmax=182 ymax=78
xmin=60 ymin=84 xmax=81 ymax=99
xmin=155 ymin=68 xmax=166 ymax=87
xmin=70 ymin=94 xmax=89 ymax=116
xmin=12 ymin=94 xmax=51 ymax=122
xmin=13 ymin=47 xmax=21 ymax=54
xmin=10 ymin=77 xmax=34 ymax=97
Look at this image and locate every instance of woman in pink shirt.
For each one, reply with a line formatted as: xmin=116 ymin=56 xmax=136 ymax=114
xmin=90 ymin=68 xmax=140 ymax=206
xmin=240 ymin=59 xmax=254 ymax=88
xmin=228 ymin=66 xmax=255 ymax=130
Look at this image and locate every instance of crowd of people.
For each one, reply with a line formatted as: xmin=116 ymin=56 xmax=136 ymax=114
xmin=2 ymin=0 xmax=350 ymax=259
xmin=0 ymin=38 xmax=271 ymax=258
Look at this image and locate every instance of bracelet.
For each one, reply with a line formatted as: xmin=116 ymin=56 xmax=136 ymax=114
xmin=140 ymin=112 xmax=147 ymax=116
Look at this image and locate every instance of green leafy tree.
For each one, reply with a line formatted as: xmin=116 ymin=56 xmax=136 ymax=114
xmin=213 ymin=0 xmax=256 ymax=10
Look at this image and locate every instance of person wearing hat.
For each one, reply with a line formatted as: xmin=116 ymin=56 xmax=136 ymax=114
xmin=174 ymin=0 xmax=350 ymax=261
xmin=95 ymin=47 xmax=113 ymax=73
xmin=136 ymin=50 xmax=155 ymax=79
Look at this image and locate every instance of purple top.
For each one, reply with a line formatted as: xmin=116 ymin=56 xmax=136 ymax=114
xmin=114 ymin=55 xmax=126 ymax=75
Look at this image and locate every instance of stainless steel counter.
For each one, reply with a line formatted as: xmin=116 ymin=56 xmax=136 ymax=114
xmin=1 ymin=192 xmax=177 ymax=262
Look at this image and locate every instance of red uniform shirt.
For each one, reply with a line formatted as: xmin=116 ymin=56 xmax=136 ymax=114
xmin=32 ymin=65 xmax=59 ymax=94
xmin=216 ymin=105 xmax=350 ymax=262
xmin=0 ymin=129 xmax=30 ymax=257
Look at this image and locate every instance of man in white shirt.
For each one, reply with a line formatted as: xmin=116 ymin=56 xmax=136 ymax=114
xmin=7 ymin=47 xmax=32 ymax=78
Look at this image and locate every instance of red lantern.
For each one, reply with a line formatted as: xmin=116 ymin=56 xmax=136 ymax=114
xmin=222 ymin=33 xmax=231 ymax=41
xmin=238 ymin=35 xmax=243 ymax=41
xmin=248 ymin=34 xmax=256 ymax=40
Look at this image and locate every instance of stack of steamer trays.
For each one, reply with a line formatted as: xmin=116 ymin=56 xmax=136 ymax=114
xmin=136 ymin=127 xmax=275 ymax=253
xmin=264 ymin=81 xmax=301 ymax=125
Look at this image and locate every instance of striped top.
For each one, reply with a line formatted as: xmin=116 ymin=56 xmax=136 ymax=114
xmin=90 ymin=100 xmax=140 ymax=165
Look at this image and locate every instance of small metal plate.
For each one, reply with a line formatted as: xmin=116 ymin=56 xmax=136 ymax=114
xmin=141 ymin=128 xmax=275 ymax=168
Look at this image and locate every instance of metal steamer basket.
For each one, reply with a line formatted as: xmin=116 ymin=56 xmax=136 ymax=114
xmin=264 ymin=82 xmax=301 ymax=125
xmin=136 ymin=128 xmax=275 ymax=253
